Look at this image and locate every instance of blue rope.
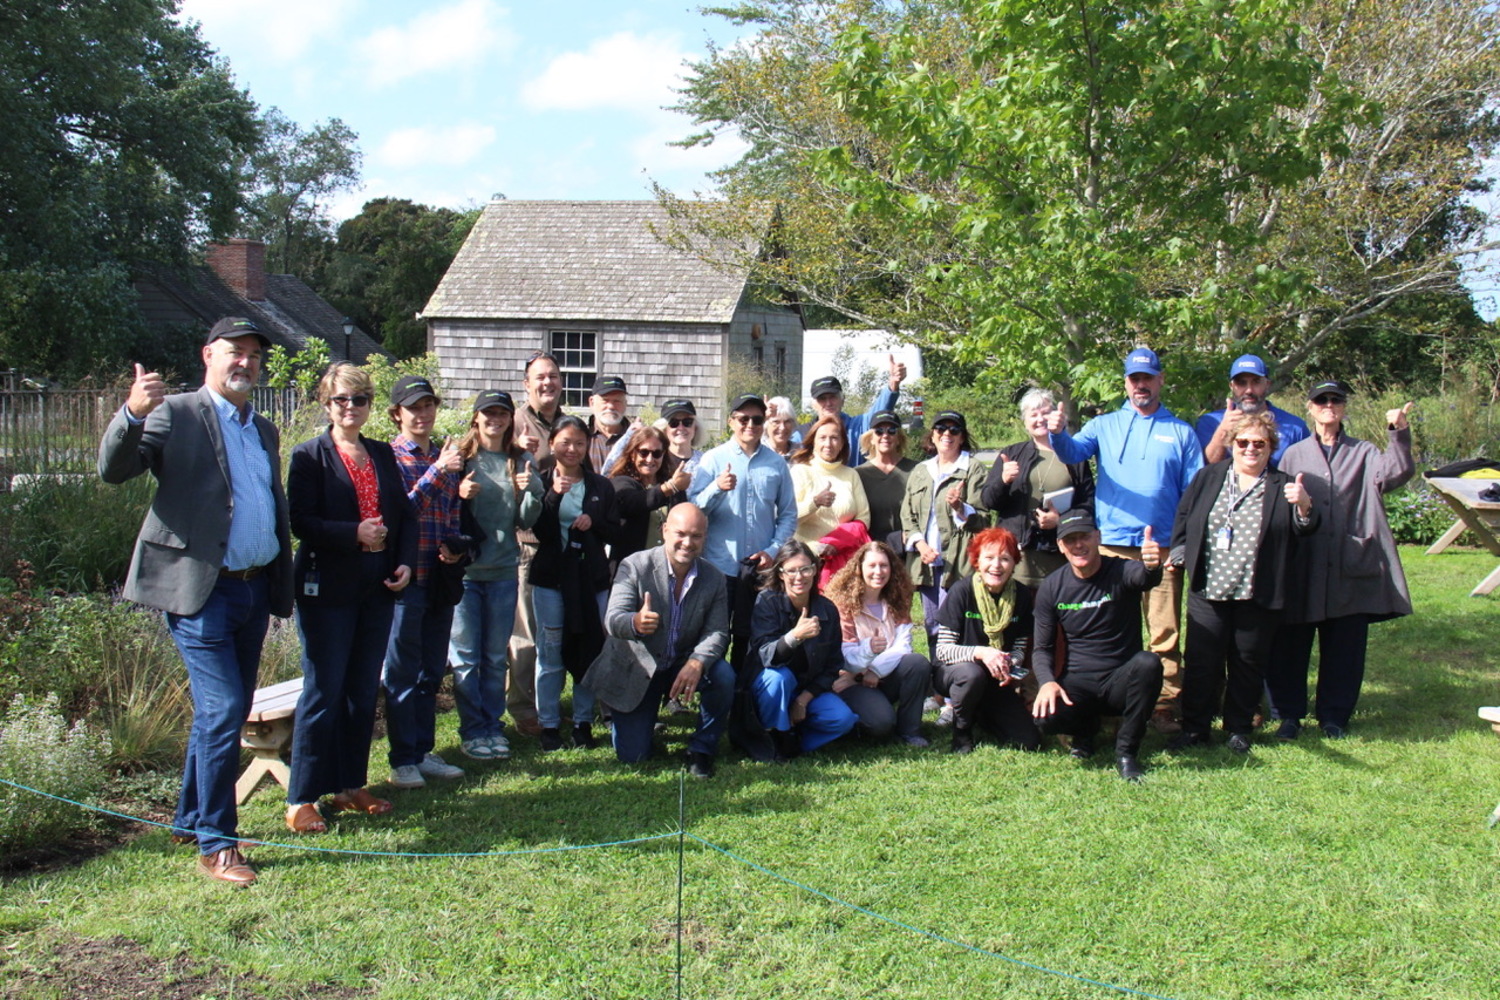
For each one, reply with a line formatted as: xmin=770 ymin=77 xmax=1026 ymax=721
xmin=0 ymin=776 xmax=675 ymax=858
xmin=3 ymin=775 xmax=1190 ymax=998
xmin=686 ymin=833 xmax=1186 ymax=1000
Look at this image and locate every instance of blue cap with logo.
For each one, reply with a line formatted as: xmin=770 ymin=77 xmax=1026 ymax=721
xmin=1230 ymin=354 xmax=1269 ymax=378
xmin=1123 ymin=347 xmax=1161 ymax=376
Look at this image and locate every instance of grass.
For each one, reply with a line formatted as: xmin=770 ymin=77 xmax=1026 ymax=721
xmin=1 ymin=547 xmax=1498 ymax=999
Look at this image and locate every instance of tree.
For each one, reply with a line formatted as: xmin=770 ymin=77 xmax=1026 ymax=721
xmin=238 ymin=109 xmax=361 ymax=279
xmin=663 ymin=0 xmax=1500 ymax=410
xmin=318 ymin=199 xmax=479 ymax=359
xmin=0 ymin=0 xmax=259 ymax=380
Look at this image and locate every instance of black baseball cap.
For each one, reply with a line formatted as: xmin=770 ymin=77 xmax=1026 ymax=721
xmin=931 ymin=410 xmax=967 ymax=430
xmin=391 ymin=375 xmax=439 ymax=408
xmin=206 ymin=316 xmax=271 ymax=349
xmin=473 ymin=389 xmax=515 ymax=413
xmin=729 ymin=392 xmax=766 ymax=413
xmin=592 ymin=375 xmax=627 ymax=396
xmin=1056 ymin=509 xmax=1097 ymax=538
xmin=661 ymin=398 xmax=696 ymax=418
xmin=810 ymin=376 xmax=843 ymax=399
xmin=869 ymin=409 xmax=900 ymax=428
xmin=1307 ymin=379 xmax=1351 ymax=401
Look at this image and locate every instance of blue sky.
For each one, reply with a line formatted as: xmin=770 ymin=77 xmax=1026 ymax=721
xmin=176 ymin=0 xmax=751 ymax=221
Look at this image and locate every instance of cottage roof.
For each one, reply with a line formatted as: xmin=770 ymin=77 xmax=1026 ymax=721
xmin=422 ymin=200 xmax=757 ymax=324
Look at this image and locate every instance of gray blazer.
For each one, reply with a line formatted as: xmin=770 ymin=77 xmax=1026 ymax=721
xmin=98 ymin=386 xmax=294 ymax=618
xmin=583 ymin=546 xmax=728 ymax=713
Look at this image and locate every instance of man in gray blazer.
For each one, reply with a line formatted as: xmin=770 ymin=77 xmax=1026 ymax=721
xmin=98 ymin=316 xmax=293 ymax=885
xmin=585 ymin=505 xmax=734 ymax=777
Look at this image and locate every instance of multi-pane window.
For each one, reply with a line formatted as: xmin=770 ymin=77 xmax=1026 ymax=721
xmin=550 ymin=331 xmax=597 ymax=409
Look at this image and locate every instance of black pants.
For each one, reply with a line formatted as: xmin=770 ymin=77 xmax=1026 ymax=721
xmin=933 ymin=658 xmax=1042 ymax=750
xmin=1181 ymin=592 xmax=1278 ymax=736
xmin=1037 ymin=652 xmax=1163 ymax=756
xmin=1265 ymin=614 xmax=1370 ymax=729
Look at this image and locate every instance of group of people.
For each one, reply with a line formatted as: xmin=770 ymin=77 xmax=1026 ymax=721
xmin=101 ymin=317 xmax=1413 ymax=886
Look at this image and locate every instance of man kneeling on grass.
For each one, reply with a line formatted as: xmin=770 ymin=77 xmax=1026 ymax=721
xmin=583 ymin=505 xmax=735 ymax=777
xmin=1030 ymin=510 xmax=1165 ymax=783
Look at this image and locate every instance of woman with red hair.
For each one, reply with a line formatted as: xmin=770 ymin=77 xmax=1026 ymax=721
xmin=931 ymin=526 xmax=1042 ymax=754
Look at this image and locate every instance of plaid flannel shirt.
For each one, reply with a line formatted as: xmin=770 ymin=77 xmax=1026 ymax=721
xmin=391 ymin=435 xmax=462 ymax=585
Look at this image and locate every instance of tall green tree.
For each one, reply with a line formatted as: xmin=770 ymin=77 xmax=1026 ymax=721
xmin=663 ymin=0 xmax=1500 ymax=409
xmin=319 ymin=199 xmax=479 ymax=359
xmin=0 ymin=0 xmax=259 ymax=380
xmin=238 ymin=108 xmax=361 ymax=280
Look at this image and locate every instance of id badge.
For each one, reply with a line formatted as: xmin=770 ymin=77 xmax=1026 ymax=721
xmin=303 ymin=570 xmax=320 ymax=597
xmin=1215 ymin=526 xmax=1233 ymax=551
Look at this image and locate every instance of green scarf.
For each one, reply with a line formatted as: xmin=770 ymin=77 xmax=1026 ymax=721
xmin=974 ymin=578 xmax=1016 ymax=648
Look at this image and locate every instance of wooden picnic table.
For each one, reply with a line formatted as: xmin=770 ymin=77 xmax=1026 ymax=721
xmin=1423 ymin=477 xmax=1500 ymax=597
xmin=235 ymin=676 xmax=303 ymax=805
xmin=1482 ymin=707 xmax=1500 ymax=828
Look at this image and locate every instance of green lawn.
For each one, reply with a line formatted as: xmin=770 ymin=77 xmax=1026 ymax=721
xmin=1 ymin=548 xmax=1498 ymax=999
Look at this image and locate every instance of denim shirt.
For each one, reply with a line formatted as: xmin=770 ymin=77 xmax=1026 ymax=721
xmin=689 ymin=440 xmax=797 ymax=577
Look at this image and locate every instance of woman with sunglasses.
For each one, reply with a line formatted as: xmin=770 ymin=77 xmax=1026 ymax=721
xmin=608 ymin=425 xmax=688 ymax=568
xmin=855 ymin=409 xmax=917 ymax=551
xmin=1167 ymin=410 xmax=1317 ymax=753
xmin=982 ymin=388 xmax=1095 ymax=588
xmin=901 ymin=410 xmax=990 ymax=652
xmin=658 ymin=398 xmax=707 ymax=480
xmin=749 ymin=540 xmax=859 ymax=759
xmin=1265 ymin=381 xmax=1414 ymax=740
xmin=448 ymin=389 xmax=543 ymax=762
xmin=530 ymin=415 xmax=617 ymax=751
xmin=284 ymin=364 xmax=416 ymax=833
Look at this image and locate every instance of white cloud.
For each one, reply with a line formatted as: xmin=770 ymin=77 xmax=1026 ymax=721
xmin=354 ymin=0 xmax=516 ymax=86
xmin=374 ymin=124 xmax=498 ymax=170
xmin=521 ymin=31 xmax=690 ymax=113
xmin=177 ymin=0 xmax=357 ymax=62
xmin=629 ymin=114 xmax=749 ymax=188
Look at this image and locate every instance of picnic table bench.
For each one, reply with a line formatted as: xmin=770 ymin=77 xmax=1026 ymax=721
xmin=235 ymin=676 xmax=303 ymax=805
xmin=1423 ymin=477 xmax=1500 ymax=597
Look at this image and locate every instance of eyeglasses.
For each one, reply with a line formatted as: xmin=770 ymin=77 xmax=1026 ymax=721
xmin=1233 ymin=438 xmax=1269 ymax=450
xmin=668 ymin=417 xmax=695 ymax=428
xmin=635 ymin=448 xmax=664 ymax=459
xmin=872 ymin=426 xmax=899 ymax=436
xmin=933 ymin=423 xmax=962 ymax=435
xmin=732 ymin=414 xmax=766 ymax=426
xmin=780 ymin=564 xmax=816 ymax=577
xmin=330 ymin=395 xmax=370 ymax=408
xmin=1311 ymin=395 xmax=1345 ymax=406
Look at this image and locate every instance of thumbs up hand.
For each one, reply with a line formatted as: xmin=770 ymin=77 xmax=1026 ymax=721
xmin=1140 ymin=525 xmax=1161 ymax=568
xmin=790 ymin=604 xmax=821 ymax=642
xmin=1046 ymin=402 xmax=1068 ymax=435
xmin=813 ymin=479 xmax=836 ymax=508
xmin=634 ymin=591 xmax=660 ymax=635
xmin=126 ymin=362 xmax=166 ymax=419
xmin=1386 ymin=401 xmax=1413 ymax=431
xmin=459 ymin=471 xmax=480 ymax=500
xmin=999 ymin=452 xmax=1020 ymax=485
xmin=1284 ymin=472 xmax=1311 ymax=514
xmin=717 ymin=463 xmax=737 ymax=492
xmin=888 ymin=352 xmax=907 ymax=388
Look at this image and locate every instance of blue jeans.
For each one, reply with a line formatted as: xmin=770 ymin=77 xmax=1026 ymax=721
xmin=383 ymin=584 xmax=455 ymax=767
xmin=165 ymin=574 xmax=271 ymax=856
xmin=288 ymin=596 xmax=395 ymax=803
xmin=751 ymin=666 xmax=858 ymax=753
xmin=449 ymin=577 xmax=518 ymax=741
xmin=610 ymin=658 xmax=735 ymax=762
xmin=531 ymin=586 xmax=603 ymax=728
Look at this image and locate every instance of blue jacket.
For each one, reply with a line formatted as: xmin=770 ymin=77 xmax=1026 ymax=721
xmin=1049 ymin=402 xmax=1203 ymax=546
xmin=1194 ymin=402 xmax=1310 ymax=465
xmin=689 ymin=440 xmax=797 ymax=577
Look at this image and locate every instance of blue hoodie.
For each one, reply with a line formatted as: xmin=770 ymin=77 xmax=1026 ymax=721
xmin=1049 ymin=402 xmax=1203 ymax=546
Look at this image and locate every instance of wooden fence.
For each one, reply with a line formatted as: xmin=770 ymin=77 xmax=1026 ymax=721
xmin=0 ymin=385 xmax=302 ymax=481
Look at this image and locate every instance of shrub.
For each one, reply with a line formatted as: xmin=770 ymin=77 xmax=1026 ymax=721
xmin=0 ymin=693 xmax=111 ymax=853
xmin=1384 ymin=480 xmax=1478 ymax=547
xmin=0 ymin=475 xmax=153 ymax=592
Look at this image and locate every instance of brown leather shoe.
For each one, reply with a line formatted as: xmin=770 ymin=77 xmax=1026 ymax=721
xmin=285 ymin=802 xmax=328 ymax=833
xmin=330 ymin=788 xmax=393 ymax=815
xmin=514 ymin=717 xmax=544 ymax=738
xmin=1150 ymin=709 xmax=1182 ymax=735
xmin=198 ymin=847 xmax=256 ymax=886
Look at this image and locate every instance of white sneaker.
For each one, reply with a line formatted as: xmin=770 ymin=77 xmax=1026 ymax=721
xmin=487 ymin=734 xmax=511 ymax=759
xmin=390 ymin=764 xmax=425 ymax=788
xmin=936 ymin=704 xmax=956 ymax=727
xmin=417 ymin=753 xmax=464 ymax=780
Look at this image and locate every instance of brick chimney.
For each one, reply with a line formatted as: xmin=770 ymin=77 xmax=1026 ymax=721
xmin=205 ymin=239 xmax=267 ymax=302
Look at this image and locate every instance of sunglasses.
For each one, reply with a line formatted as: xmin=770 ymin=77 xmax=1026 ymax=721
xmin=733 ymin=414 xmax=766 ymax=426
xmin=933 ymin=423 xmax=962 ymax=435
xmin=668 ymin=417 xmax=695 ymax=428
xmin=872 ymin=426 xmax=899 ymax=436
xmin=330 ymin=395 xmax=370 ymax=408
xmin=1234 ymin=438 xmax=1269 ymax=450
xmin=1311 ymin=395 xmax=1346 ymax=406
xmin=635 ymin=448 xmax=664 ymax=459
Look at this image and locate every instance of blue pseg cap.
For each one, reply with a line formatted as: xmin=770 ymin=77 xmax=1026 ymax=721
xmin=1230 ymin=354 xmax=1268 ymax=378
xmin=1123 ymin=348 xmax=1161 ymax=376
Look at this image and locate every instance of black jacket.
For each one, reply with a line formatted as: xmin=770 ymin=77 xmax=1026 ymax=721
xmin=981 ymin=439 xmax=1094 ymax=553
xmin=528 ymin=463 xmax=617 ymax=594
xmin=750 ymin=591 xmax=844 ymax=697
xmin=1169 ymin=461 xmax=1319 ymax=611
